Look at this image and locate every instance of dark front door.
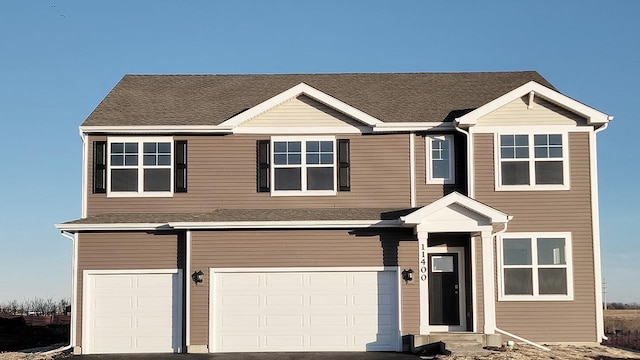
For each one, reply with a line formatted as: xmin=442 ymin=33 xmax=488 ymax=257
xmin=428 ymin=253 xmax=460 ymax=326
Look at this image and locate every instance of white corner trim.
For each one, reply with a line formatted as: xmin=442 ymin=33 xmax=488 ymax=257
xmin=591 ymin=125 xmax=606 ymax=342
xmin=185 ymin=230 xmax=192 ymax=348
xmin=456 ymin=81 xmax=612 ymax=126
xmin=80 ymin=130 xmax=88 ymax=218
xmin=409 ymin=133 xmax=416 ymax=208
xmin=218 ymin=83 xmax=384 ymax=129
xmin=79 ymin=125 xmax=234 ymax=134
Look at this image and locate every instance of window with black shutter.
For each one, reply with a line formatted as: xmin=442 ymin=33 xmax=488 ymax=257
xmin=338 ymin=139 xmax=350 ymax=191
xmin=93 ymin=141 xmax=107 ymax=193
xmin=174 ymin=140 xmax=187 ymax=193
xmin=257 ymin=140 xmax=270 ymax=192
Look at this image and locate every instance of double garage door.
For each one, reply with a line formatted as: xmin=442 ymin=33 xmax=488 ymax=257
xmin=210 ymin=268 xmax=400 ymax=352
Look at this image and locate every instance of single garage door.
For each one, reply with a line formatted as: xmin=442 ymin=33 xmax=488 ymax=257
xmin=210 ymin=268 xmax=399 ymax=352
xmin=84 ymin=271 xmax=182 ymax=354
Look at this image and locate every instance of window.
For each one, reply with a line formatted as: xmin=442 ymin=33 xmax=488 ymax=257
xmin=497 ymin=133 xmax=568 ymax=190
xmin=92 ymin=137 xmax=187 ymax=197
xmin=257 ymin=137 xmax=350 ymax=195
xmin=426 ymin=135 xmax=455 ymax=184
xmin=499 ymin=233 xmax=573 ymax=301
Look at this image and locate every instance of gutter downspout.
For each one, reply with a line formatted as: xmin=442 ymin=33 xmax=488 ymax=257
xmin=58 ymin=231 xmax=78 ymax=354
xmin=454 ymin=123 xmax=473 ymax=198
xmin=593 ymin=123 xmax=609 ymax=342
xmin=492 ymin=222 xmax=550 ymax=351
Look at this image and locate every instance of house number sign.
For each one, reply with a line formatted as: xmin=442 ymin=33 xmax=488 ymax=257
xmin=420 ymin=243 xmax=427 ymax=281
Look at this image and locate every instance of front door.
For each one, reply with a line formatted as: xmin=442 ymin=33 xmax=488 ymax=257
xmin=427 ymin=247 xmax=466 ymax=331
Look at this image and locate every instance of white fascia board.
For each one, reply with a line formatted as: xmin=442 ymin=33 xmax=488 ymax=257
xmin=371 ymin=122 xmax=455 ymax=133
xmin=54 ymin=223 xmax=169 ymax=232
xmin=169 ymin=219 xmax=401 ymax=230
xmin=456 ymin=81 xmax=612 ymax=127
xmin=218 ymin=83 xmax=384 ymax=129
xmin=79 ymin=125 xmax=234 ymax=134
xmin=400 ymin=192 xmax=511 ymax=225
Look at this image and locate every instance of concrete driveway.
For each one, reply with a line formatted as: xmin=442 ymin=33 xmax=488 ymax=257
xmin=69 ymin=352 xmax=421 ymax=359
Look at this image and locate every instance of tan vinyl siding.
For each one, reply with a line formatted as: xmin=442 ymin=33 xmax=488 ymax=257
xmin=75 ymin=232 xmax=181 ymax=346
xmin=240 ymin=95 xmax=364 ymax=129
xmin=189 ymin=229 xmax=417 ymax=346
xmin=87 ymin=134 xmax=410 ymax=215
xmin=474 ymin=132 xmax=596 ymax=342
xmin=477 ymin=96 xmax=587 ymax=126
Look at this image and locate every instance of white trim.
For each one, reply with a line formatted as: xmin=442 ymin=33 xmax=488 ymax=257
xmin=79 ymin=125 xmax=233 ymax=134
xmin=233 ymin=126 xmax=369 ymax=134
xmin=185 ymin=230 xmax=192 ymax=348
xmin=417 ymin=232 xmax=429 ymax=335
xmin=410 ymin=133 xmax=416 ymax=208
xmin=372 ymin=122 xmax=455 ymax=132
xmin=80 ymin=130 xmax=88 ymax=218
xmin=481 ymin=230 xmax=496 ymax=334
xmin=456 ymin=81 xmax=612 ymax=126
xmin=591 ymin=125 xmax=607 ymax=342
xmin=61 ymin=232 xmax=78 ymax=350
xmin=426 ymin=246 xmax=466 ymax=332
xmin=219 ymin=83 xmax=384 ymax=129
xmin=493 ymin=132 xmax=570 ymax=192
xmin=469 ymin=124 xmax=593 ymax=134
xmin=55 ymin=223 xmax=168 ymax=231
xmin=470 ymin=235 xmax=478 ymax=333
xmin=208 ymin=266 xmax=401 ymax=353
xmin=270 ymin=135 xmax=337 ymax=196
xmin=497 ymin=232 xmax=574 ymax=301
xmin=82 ymin=269 xmax=182 ymax=354
xmin=425 ymin=134 xmax=455 ymax=185
xmin=106 ymin=136 xmax=174 ymax=197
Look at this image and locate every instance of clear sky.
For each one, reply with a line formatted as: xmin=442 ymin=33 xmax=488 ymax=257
xmin=0 ymin=1 xmax=638 ymax=304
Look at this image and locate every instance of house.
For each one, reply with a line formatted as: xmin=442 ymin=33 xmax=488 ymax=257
xmin=56 ymin=72 xmax=612 ymax=355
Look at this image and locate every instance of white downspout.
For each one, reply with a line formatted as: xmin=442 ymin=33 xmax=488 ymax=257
xmin=593 ymin=122 xmax=610 ymax=342
xmin=454 ymin=123 xmax=473 ymax=198
xmin=57 ymin=231 xmax=78 ymax=354
xmin=409 ymin=132 xmax=416 ymax=208
xmin=79 ymin=129 xmax=88 ymax=218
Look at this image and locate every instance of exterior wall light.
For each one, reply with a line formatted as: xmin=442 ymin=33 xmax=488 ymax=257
xmin=192 ymin=270 xmax=204 ymax=285
xmin=402 ymin=269 xmax=414 ymax=283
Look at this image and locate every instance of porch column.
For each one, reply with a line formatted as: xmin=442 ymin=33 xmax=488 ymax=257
xmin=481 ymin=230 xmax=496 ymax=334
xmin=416 ymin=228 xmax=429 ymax=334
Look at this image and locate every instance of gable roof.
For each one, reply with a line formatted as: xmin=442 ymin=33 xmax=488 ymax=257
xmin=82 ymin=72 xmax=554 ymax=127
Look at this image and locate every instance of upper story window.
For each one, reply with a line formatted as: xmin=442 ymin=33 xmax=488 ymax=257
xmin=92 ymin=138 xmax=187 ymax=197
xmin=426 ymin=135 xmax=455 ymax=184
xmin=496 ymin=133 xmax=569 ymax=191
xmin=498 ymin=232 xmax=573 ymax=301
xmin=257 ymin=137 xmax=350 ymax=196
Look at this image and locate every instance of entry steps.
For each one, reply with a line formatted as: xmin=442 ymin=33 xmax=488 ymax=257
xmin=412 ymin=333 xmax=502 ymax=354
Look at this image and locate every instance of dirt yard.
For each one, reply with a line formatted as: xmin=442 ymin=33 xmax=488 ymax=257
xmin=1 ymin=344 xmax=640 ymax=360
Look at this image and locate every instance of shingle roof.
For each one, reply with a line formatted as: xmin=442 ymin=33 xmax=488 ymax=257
xmin=60 ymin=208 xmax=418 ymax=225
xmin=82 ymin=72 xmax=554 ymax=127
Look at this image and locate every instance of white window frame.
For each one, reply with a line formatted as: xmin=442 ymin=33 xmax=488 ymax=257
xmin=497 ymin=232 xmax=574 ymax=301
xmin=494 ymin=132 xmax=570 ymax=191
xmin=107 ymin=137 xmax=174 ymax=197
xmin=426 ymin=134 xmax=455 ymax=184
xmin=270 ymin=136 xmax=337 ymax=196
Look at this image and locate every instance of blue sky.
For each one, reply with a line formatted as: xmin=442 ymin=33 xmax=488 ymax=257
xmin=0 ymin=1 xmax=637 ymax=304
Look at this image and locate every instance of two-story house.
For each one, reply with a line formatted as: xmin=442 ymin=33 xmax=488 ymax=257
xmin=56 ymin=72 xmax=612 ymax=355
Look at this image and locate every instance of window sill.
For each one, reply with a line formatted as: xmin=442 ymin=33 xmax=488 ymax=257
xmin=270 ymin=190 xmax=337 ymax=197
xmin=498 ymin=294 xmax=574 ymax=302
xmin=106 ymin=192 xmax=174 ymax=198
xmin=495 ymin=184 xmax=570 ymax=192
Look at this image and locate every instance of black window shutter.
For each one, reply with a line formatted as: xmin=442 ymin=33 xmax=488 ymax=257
xmin=93 ymin=141 xmax=107 ymax=194
xmin=174 ymin=140 xmax=188 ymax=193
xmin=338 ymin=139 xmax=350 ymax=191
xmin=257 ymin=140 xmax=270 ymax=192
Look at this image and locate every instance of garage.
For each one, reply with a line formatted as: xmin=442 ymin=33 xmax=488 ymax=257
xmin=83 ymin=270 xmax=182 ymax=354
xmin=210 ymin=267 xmax=400 ymax=352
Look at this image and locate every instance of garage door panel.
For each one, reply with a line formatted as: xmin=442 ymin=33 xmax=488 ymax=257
xmin=85 ymin=272 xmax=181 ymax=354
xmin=212 ymin=269 xmax=399 ymax=352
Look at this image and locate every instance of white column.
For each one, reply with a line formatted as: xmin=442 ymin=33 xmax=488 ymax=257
xmin=417 ymin=228 xmax=429 ymax=334
xmin=481 ymin=230 xmax=496 ymax=334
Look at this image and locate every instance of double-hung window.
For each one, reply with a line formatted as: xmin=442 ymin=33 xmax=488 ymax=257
xmin=497 ymin=133 xmax=568 ymax=190
xmin=99 ymin=137 xmax=186 ymax=196
xmin=271 ymin=136 xmax=336 ymax=195
xmin=426 ymin=135 xmax=455 ymax=184
xmin=499 ymin=233 xmax=573 ymax=301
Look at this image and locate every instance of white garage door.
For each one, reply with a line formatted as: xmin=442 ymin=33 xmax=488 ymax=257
xmin=210 ymin=268 xmax=399 ymax=352
xmin=84 ymin=271 xmax=182 ymax=354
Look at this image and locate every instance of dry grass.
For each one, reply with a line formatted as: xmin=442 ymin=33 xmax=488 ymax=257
xmin=605 ymin=309 xmax=640 ymax=333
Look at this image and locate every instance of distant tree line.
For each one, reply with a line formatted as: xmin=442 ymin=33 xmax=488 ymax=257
xmin=607 ymin=302 xmax=640 ymax=310
xmin=0 ymin=297 xmax=70 ymax=316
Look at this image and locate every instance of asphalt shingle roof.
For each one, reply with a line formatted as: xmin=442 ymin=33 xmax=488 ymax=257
xmin=82 ymin=72 xmax=554 ymax=127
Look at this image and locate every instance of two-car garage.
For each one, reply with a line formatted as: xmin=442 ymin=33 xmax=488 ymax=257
xmin=82 ymin=268 xmax=400 ymax=354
